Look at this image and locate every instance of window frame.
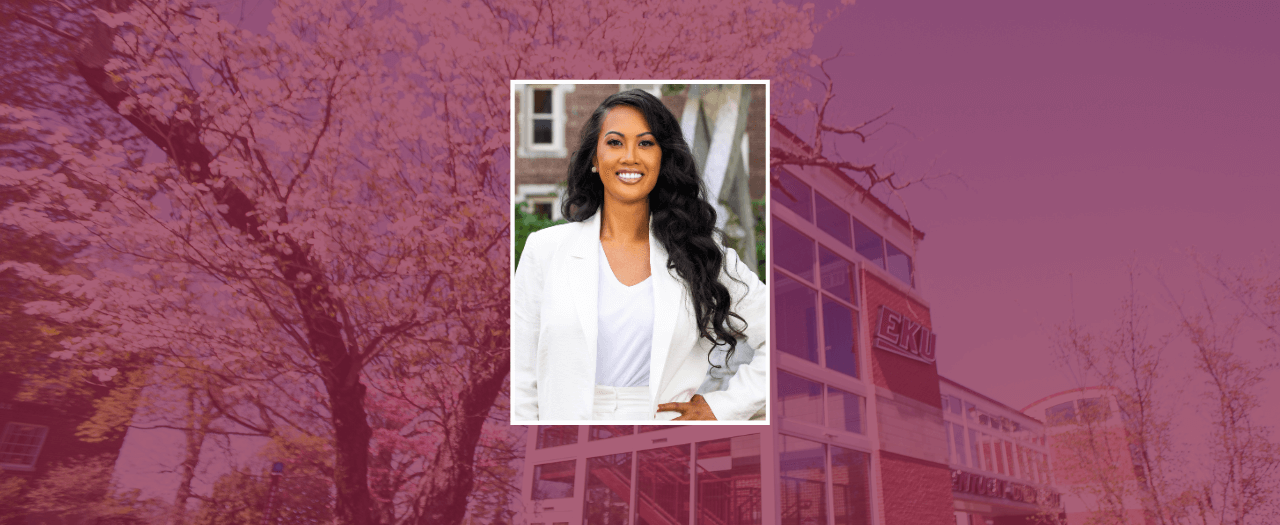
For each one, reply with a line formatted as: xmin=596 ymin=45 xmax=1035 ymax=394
xmin=0 ymin=422 xmax=49 ymax=471
xmin=532 ymin=459 xmax=579 ymax=501
xmin=772 ymin=213 xmax=864 ymax=384
xmin=775 ymin=369 xmax=871 ymax=450
xmin=518 ymin=84 xmax=573 ymax=158
xmin=778 ymin=433 xmax=873 ymax=525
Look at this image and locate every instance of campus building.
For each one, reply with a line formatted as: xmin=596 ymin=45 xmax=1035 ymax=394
xmin=516 ymin=120 xmax=1069 ymax=524
xmin=0 ymin=372 xmax=132 ymax=523
xmin=943 ymin=379 xmax=1060 ymax=525
xmin=1024 ymin=388 xmax=1146 ymax=525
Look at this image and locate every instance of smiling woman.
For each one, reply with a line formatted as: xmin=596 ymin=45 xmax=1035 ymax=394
xmin=511 ymin=89 xmax=769 ymax=423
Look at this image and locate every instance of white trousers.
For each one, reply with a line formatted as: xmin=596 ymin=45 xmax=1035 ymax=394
xmin=591 ymin=385 xmax=651 ymax=420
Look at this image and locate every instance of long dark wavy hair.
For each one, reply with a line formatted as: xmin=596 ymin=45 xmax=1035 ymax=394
xmin=561 ymin=89 xmax=746 ymax=366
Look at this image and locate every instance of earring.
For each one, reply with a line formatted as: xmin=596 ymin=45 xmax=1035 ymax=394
xmin=591 ymin=166 xmax=597 ymax=173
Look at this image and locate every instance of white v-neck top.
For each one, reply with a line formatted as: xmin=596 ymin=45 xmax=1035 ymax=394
xmin=595 ymin=244 xmax=653 ymax=388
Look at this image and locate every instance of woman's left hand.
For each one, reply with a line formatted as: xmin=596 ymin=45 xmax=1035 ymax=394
xmin=658 ymin=395 xmax=718 ymax=421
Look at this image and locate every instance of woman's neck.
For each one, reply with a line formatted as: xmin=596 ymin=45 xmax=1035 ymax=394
xmin=599 ymin=200 xmax=649 ymax=243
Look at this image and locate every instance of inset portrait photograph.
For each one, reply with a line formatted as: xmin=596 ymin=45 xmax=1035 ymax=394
xmin=510 ymin=82 xmax=770 ymax=424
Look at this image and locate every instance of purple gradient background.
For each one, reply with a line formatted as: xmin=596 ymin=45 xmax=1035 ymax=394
xmin=799 ymin=0 xmax=1280 ymax=408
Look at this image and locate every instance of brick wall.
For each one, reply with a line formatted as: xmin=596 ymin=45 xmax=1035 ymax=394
xmin=863 ymin=270 xmax=941 ymax=408
xmin=513 ymin=84 xmax=619 ymax=187
xmin=514 ymin=84 xmax=764 ymax=198
xmin=878 ymin=450 xmax=956 ymax=525
xmin=876 ymin=389 xmax=949 ymax=466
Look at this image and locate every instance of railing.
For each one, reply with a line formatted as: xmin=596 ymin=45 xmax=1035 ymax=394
xmin=583 ymin=446 xmax=766 ymax=525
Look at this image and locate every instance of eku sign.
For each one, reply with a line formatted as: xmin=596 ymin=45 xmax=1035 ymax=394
xmin=873 ymin=305 xmax=937 ymax=363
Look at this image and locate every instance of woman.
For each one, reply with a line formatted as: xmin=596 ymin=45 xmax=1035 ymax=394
xmin=511 ymin=89 xmax=768 ymax=422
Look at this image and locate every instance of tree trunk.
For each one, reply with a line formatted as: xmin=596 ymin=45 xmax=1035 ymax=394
xmin=329 ymin=379 xmax=375 ymax=525
xmin=171 ymin=388 xmax=206 ymax=525
xmin=416 ymin=351 xmax=509 ymax=525
xmin=74 ymin=22 xmax=379 ymax=524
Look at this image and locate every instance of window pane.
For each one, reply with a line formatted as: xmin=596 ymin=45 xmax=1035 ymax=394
xmin=696 ymin=435 xmax=762 ymax=525
xmin=780 ymin=436 xmax=826 ymax=525
xmin=773 ymin=218 xmax=814 ymax=282
xmin=585 ymin=453 xmax=632 ymax=524
xmin=775 ymin=274 xmax=818 ymax=363
xmin=536 ymin=426 xmax=578 ymax=449
xmin=533 ymin=119 xmax=553 ymax=144
xmin=992 ymin=436 xmax=1006 ymax=475
xmin=822 ymin=298 xmax=858 ymax=378
xmin=590 ymin=425 xmax=635 ymax=441
xmin=0 ymin=424 xmax=47 ymax=467
xmin=1017 ymin=445 xmax=1030 ymax=481
xmin=981 ymin=433 xmax=997 ymax=473
xmin=778 ymin=371 xmax=823 ymax=426
xmin=1078 ymin=397 xmax=1110 ymax=423
xmin=826 ymin=386 xmax=864 ymax=434
xmin=831 ymin=446 xmax=872 ymax=525
xmin=852 ymin=219 xmax=885 ymax=269
xmin=533 ymin=202 xmax=553 ymax=218
xmin=638 ymin=444 xmax=691 ymax=525
xmin=1046 ymin=401 xmax=1077 ymax=426
xmin=952 ymin=421 xmax=968 ymax=466
xmin=818 ymin=246 xmax=856 ymax=304
xmin=814 ymin=193 xmax=851 ymax=247
xmin=533 ymin=460 xmax=576 ymax=500
xmin=533 ymin=88 xmax=553 ymax=114
xmin=886 ymin=241 xmax=913 ymax=286
xmin=1042 ymin=452 xmax=1052 ymax=484
xmin=1004 ymin=441 xmax=1017 ymax=477
xmin=969 ymin=429 xmax=981 ymax=471
xmin=949 ymin=395 xmax=964 ymax=416
xmin=944 ymin=421 xmax=955 ymax=462
xmin=772 ymin=169 xmax=812 ymax=222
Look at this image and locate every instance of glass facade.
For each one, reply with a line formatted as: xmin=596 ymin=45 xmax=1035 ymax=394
xmin=830 ymin=446 xmax=872 ymax=525
xmin=520 ymin=140 xmax=935 ymax=525
xmin=584 ymin=453 xmax=631 ymax=524
xmin=772 ymin=214 xmax=863 ymax=378
xmin=780 ymin=435 xmax=827 ymax=525
xmin=696 ymin=435 xmax=763 ymax=525
xmin=774 ymin=169 xmax=813 ymax=221
xmin=941 ymin=381 xmax=1053 ymax=486
xmin=538 ymin=426 xmax=579 ymax=449
xmin=533 ymin=459 xmax=577 ymax=500
xmin=638 ymin=445 xmax=692 ymax=525
xmin=528 ymin=428 xmax=764 ymax=524
xmin=772 ymin=164 xmax=878 ymax=525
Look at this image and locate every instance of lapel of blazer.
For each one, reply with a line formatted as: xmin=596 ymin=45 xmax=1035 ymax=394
xmin=649 ymin=222 xmax=682 ymax=406
xmin=568 ymin=212 xmax=601 ymax=385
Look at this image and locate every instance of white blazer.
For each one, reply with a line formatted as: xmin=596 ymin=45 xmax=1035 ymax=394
xmin=511 ymin=211 xmax=769 ymax=422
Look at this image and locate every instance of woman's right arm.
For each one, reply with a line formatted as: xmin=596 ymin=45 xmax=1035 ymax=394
xmin=511 ymin=230 xmax=547 ymax=422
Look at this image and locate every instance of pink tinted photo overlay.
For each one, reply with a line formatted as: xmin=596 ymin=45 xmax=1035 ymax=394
xmin=3 ymin=0 xmax=1276 ymax=524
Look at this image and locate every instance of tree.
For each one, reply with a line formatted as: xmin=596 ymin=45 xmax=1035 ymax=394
xmin=1049 ymin=264 xmax=1280 ymax=525
xmin=1166 ymin=273 xmax=1280 ymax=525
xmin=190 ymin=464 xmax=334 ymax=525
xmin=1050 ymin=270 xmax=1186 ymax=525
xmin=19 ymin=454 xmax=154 ymax=524
xmin=770 ymin=53 xmax=952 ymax=199
xmin=4 ymin=1 xmax=823 ymax=524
